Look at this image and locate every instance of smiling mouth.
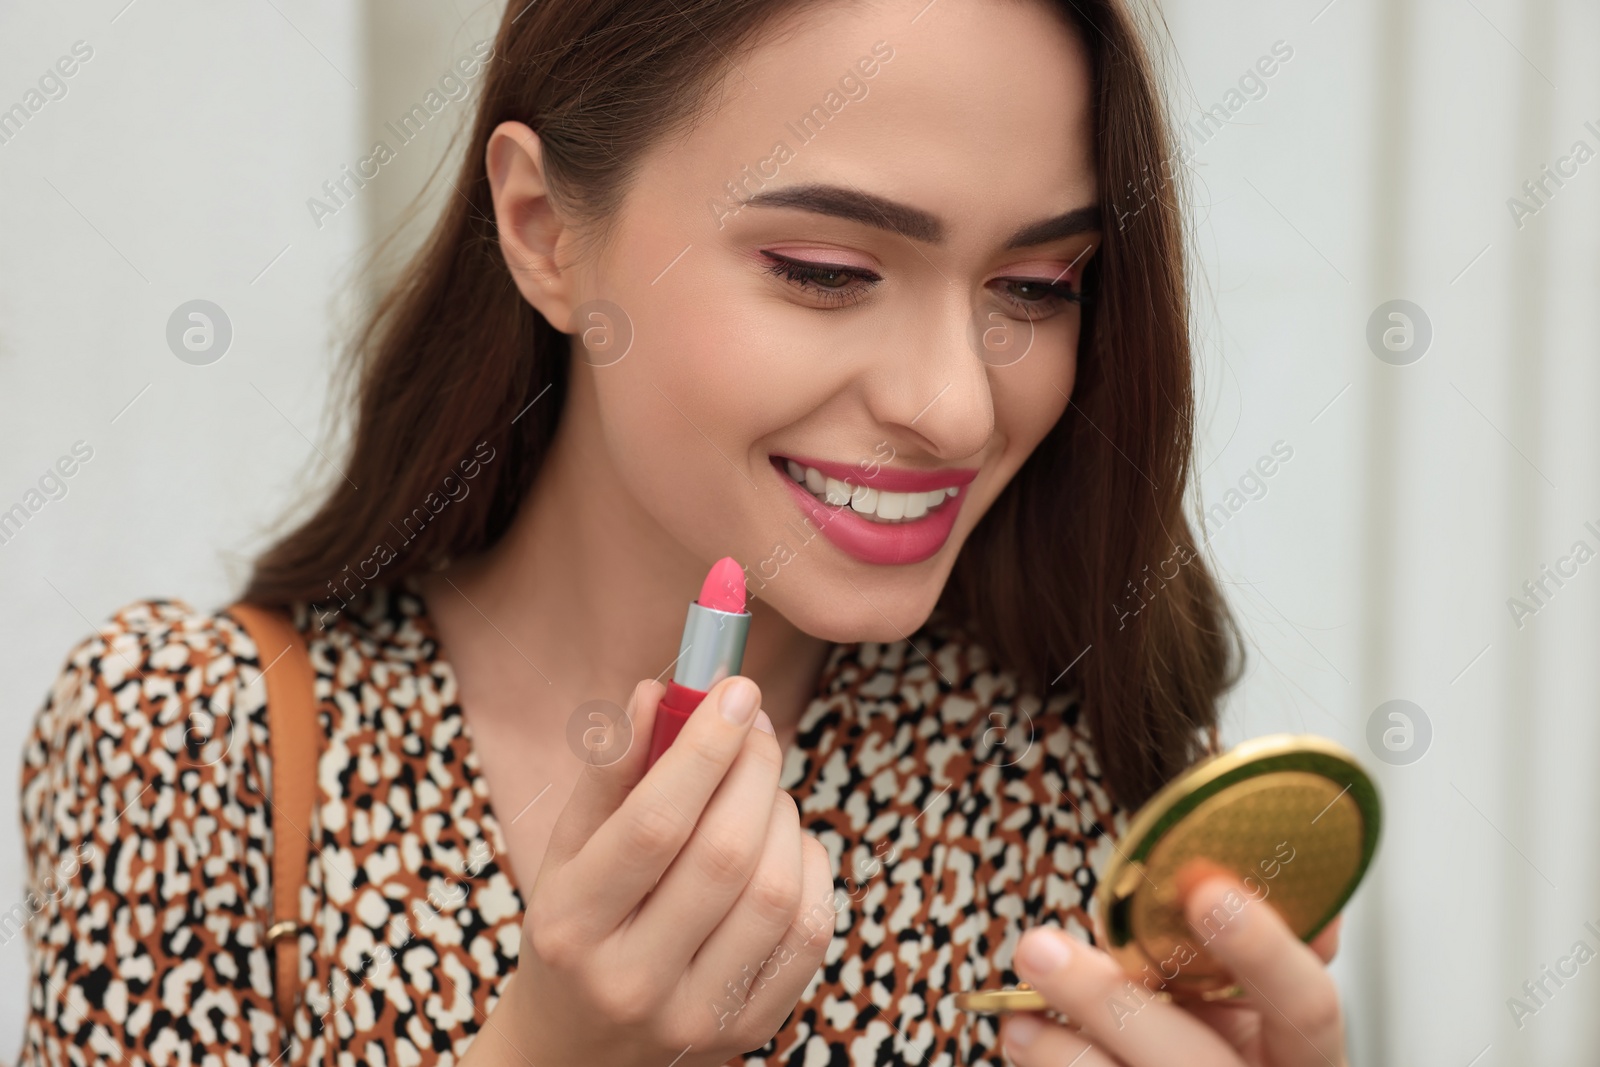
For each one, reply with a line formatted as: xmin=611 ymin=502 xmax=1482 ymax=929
xmin=772 ymin=457 xmax=962 ymax=525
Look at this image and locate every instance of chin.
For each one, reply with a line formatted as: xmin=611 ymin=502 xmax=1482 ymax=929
xmin=749 ymin=556 xmax=955 ymax=645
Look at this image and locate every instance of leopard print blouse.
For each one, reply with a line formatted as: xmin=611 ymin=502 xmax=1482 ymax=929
xmin=16 ymin=579 xmax=1128 ymax=1066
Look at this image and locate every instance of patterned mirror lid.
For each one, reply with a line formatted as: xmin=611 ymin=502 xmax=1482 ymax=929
xmin=1094 ymin=733 xmax=1382 ymax=998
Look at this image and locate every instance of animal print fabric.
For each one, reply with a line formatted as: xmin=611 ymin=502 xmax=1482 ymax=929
xmin=16 ymin=579 xmax=1129 ymax=1066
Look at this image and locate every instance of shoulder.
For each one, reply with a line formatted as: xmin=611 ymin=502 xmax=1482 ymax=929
xmin=20 ymin=597 xmax=273 ymax=842
xmin=16 ymin=597 xmax=288 ymax=1061
xmin=300 ymin=581 xmax=450 ymax=713
xmin=18 ymin=587 xmax=436 ymax=802
xmin=26 ymin=596 xmax=258 ymax=739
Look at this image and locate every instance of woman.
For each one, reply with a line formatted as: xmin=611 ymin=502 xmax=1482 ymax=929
xmin=16 ymin=0 xmax=1351 ymax=1064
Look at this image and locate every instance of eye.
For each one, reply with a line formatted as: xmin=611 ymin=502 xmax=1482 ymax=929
xmin=990 ymin=275 xmax=1086 ymax=320
xmin=761 ymin=251 xmax=879 ymax=309
xmin=759 ymin=250 xmax=1093 ymax=319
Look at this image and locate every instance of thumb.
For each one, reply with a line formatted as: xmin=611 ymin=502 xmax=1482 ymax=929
xmin=542 ymin=678 xmax=665 ymax=871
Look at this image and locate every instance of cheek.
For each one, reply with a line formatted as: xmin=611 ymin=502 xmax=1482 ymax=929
xmin=581 ymin=273 xmax=818 ymax=555
xmin=990 ymin=320 xmax=1080 ymax=457
xmin=599 ymin=256 xmax=852 ymax=460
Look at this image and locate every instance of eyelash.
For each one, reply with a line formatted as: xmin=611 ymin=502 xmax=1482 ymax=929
xmin=759 ymin=251 xmax=1087 ymax=318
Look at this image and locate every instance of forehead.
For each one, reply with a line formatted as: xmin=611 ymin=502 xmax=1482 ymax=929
xmin=641 ymin=0 xmax=1098 ymax=248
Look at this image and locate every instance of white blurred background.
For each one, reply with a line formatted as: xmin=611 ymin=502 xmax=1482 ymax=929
xmin=1 ymin=0 xmax=1596 ymax=1063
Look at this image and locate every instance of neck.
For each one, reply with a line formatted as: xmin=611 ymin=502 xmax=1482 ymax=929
xmin=422 ymin=375 xmax=832 ymax=736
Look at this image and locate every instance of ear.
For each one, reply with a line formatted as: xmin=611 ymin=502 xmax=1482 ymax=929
xmin=485 ymin=120 xmax=582 ymax=332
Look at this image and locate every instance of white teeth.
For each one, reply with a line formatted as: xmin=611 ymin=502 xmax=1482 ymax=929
xmin=874 ymin=490 xmax=906 ymax=521
xmin=779 ymin=458 xmax=965 ymax=524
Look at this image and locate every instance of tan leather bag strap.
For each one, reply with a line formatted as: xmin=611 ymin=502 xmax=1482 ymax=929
xmin=227 ymin=603 xmax=319 ymax=1031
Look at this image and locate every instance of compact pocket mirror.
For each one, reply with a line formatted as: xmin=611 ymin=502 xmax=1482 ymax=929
xmin=955 ymin=733 xmax=1382 ymax=1013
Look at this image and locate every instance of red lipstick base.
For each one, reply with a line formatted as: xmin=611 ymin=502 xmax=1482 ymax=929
xmin=647 ymin=680 xmax=710 ymax=766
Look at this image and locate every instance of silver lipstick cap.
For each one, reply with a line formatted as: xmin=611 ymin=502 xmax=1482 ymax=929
xmin=672 ymin=600 xmax=751 ymax=691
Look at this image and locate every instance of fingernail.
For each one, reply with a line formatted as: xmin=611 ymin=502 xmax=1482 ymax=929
xmin=1017 ymin=928 xmax=1073 ymax=975
xmin=720 ymin=678 xmax=758 ymax=724
xmin=754 ymin=709 xmax=775 ymax=735
xmin=1004 ymin=1013 xmax=1043 ymax=1050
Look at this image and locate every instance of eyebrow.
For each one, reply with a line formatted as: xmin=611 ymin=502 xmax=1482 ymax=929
xmin=737 ymin=182 xmax=1102 ymax=249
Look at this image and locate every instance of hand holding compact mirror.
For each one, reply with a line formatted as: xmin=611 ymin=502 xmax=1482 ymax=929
xmin=956 ymin=733 xmax=1382 ymax=1013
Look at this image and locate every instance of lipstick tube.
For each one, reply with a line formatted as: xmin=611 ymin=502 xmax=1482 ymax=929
xmin=646 ymin=558 xmax=751 ymax=768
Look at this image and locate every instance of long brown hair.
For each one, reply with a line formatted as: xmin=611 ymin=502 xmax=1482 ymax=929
xmin=244 ymin=0 xmax=1244 ymax=808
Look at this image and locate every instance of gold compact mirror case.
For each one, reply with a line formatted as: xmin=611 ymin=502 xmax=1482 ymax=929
xmin=956 ymin=734 xmax=1382 ymax=1014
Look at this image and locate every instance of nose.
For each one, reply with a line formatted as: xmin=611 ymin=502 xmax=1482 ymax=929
xmin=860 ymin=292 xmax=995 ymax=464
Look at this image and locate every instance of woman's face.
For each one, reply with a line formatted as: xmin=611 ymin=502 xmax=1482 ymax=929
xmin=504 ymin=0 xmax=1099 ymax=643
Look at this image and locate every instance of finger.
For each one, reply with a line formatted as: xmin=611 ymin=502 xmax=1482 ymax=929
xmin=1183 ymin=875 xmax=1346 ymax=1067
xmin=629 ymin=715 xmax=787 ymax=970
xmin=1175 ymin=861 xmax=1342 ymax=968
xmin=727 ymin=830 xmax=837 ymax=1041
xmin=1012 ymin=926 xmax=1242 ymax=1066
xmin=550 ymin=675 xmax=765 ymax=940
xmin=543 ymin=679 xmax=665 ymax=870
xmin=1308 ymin=916 xmax=1341 ymax=964
xmin=683 ymin=789 xmax=804 ymax=1026
xmin=1179 ymin=1000 xmax=1261 ymax=1052
xmin=999 ymin=1013 xmax=1120 ymax=1067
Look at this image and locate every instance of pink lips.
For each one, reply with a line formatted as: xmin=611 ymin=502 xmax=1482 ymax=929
xmin=771 ymin=454 xmax=976 ymax=566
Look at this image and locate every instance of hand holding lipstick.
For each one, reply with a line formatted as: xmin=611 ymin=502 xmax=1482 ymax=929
xmin=477 ymin=671 xmax=836 ymax=1067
